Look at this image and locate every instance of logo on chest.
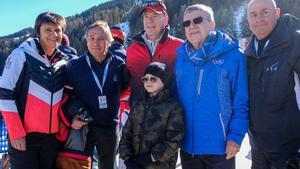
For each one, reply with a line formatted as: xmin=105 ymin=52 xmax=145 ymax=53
xmin=266 ymin=62 xmax=279 ymax=73
xmin=212 ymin=59 xmax=224 ymax=65
xmin=113 ymin=74 xmax=119 ymax=82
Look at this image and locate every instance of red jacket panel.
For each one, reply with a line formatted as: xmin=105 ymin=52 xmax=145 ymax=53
xmin=126 ymin=28 xmax=183 ymax=102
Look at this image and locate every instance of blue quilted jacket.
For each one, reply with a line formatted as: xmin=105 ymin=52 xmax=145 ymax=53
xmin=174 ymin=29 xmax=249 ymax=154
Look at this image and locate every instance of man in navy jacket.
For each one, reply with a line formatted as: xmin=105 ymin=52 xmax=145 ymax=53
xmin=62 ymin=20 xmax=130 ymax=169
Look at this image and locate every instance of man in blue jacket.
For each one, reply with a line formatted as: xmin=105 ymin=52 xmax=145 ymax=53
xmin=174 ymin=4 xmax=249 ymax=169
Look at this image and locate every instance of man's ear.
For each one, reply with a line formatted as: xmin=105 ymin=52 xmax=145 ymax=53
xmin=275 ymin=8 xmax=281 ymax=19
xmin=210 ymin=20 xmax=216 ymax=31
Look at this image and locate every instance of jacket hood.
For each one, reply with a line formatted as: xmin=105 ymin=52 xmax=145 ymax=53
xmin=245 ymin=14 xmax=300 ymax=57
xmin=177 ymin=29 xmax=240 ymax=60
xmin=19 ymin=38 xmax=42 ymax=56
xmin=19 ymin=37 xmax=65 ymax=64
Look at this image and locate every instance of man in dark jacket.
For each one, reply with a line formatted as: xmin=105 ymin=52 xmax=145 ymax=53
xmin=61 ymin=20 xmax=130 ymax=169
xmin=109 ymin=26 xmax=126 ymax=61
xmin=126 ymin=0 xmax=183 ymax=103
xmin=245 ymin=0 xmax=300 ymax=168
xmin=59 ymin=33 xmax=77 ymax=58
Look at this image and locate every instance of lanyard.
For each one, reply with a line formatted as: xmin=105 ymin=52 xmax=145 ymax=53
xmin=254 ymin=39 xmax=270 ymax=58
xmin=86 ymin=55 xmax=111 ymax=95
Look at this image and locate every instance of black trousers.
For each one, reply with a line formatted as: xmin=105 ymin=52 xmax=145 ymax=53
xmin=251 ymin=149 xmax=298 ymax=169
xmin=85 ymin=126 xmax=117 ymax=169
xmin=180 ymin=150 xmax=235 ymax=169
xmin=9 ymin=133 xmax=58 ymax=169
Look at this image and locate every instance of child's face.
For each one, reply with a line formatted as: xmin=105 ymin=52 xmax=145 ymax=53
xmin=142 ymin=74 xmax=164 ymax=96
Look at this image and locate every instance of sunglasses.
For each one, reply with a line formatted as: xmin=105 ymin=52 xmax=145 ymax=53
xmin=141 ymin=76 xmax=158 ymax=83
xmin=182 ymin=16 xmax=203 ymax=27
xmin=142 ymin=0 xmax=162 ymax=6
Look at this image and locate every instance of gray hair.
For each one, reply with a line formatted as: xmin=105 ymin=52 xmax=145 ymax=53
xmin=85 ymin=20 xmax=114 ymax=43
xmin=184 ymin=4 xmax=215 ymax=22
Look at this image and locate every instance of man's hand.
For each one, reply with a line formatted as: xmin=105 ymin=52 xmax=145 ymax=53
xmin=71 ymin=115 xmax=88 ymax=129
xmin=11 ymin=137 xmax=26 ymax=151
xmin=226 ymin=141 xmax=240 ymax=160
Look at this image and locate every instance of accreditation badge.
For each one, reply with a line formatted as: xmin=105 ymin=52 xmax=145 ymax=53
xmin=98 ymin=95 xmax=108 ymax=109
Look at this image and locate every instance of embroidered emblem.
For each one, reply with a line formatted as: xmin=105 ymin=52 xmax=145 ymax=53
xmin=113 ymin=74 xmax=119 ymax=82
xmin=266 ymin=62 xmax=279 ymax=72
xmin=212 ymin=59 xmax=224 ymax=65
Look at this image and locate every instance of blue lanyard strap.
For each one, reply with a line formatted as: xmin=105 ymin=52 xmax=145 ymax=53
xmin=254 ymin=39 xmax=269 ymax=58
xmin=86 ymin=55 xmax=111 ymax=95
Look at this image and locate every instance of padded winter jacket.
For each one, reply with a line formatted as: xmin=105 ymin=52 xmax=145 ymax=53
xmin=175 ymin=29 xmax=249 ymax=154
xmin=0 ymin=38 xmax=69 ymax=140
xmin=245 ymin=14 xmax=300 ymax=152
xmin=119 ymin=90 xmax=185 ymax=169
xmin=126 ymin=27 xmax=183 ymax=103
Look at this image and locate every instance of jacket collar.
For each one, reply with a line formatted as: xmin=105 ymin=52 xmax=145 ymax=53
xmin=87 ymin=51 xmax=113 ymax=66
xmin=141 ymin=89 xmax=171 ymax=105
xmin=177 ymin=29 xmax=239 ymax=62
xmin=245 ymin=14 xmax=296 ymax=58
xmin=19 ymin=38 xmax=63 ymax=64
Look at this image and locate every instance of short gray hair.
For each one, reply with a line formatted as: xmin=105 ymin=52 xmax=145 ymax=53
xmin=85 ymin=20 xmax=114 ymax=43
xmin=184 ymin=4 xmax=214 ymax=22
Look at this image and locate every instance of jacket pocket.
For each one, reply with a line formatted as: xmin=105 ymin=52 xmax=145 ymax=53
xmin=219 ymin=113 xmax=226 ymax=141
xmin=261 ymin=61 xmax=290 ymax=104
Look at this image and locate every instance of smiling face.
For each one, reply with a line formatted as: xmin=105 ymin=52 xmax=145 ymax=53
xmin=87 ymin=26 xmax=110 ymax=62
xmin=39 ymin=23 xmax=63 ymax=55
xmin=142 ymin=74 xmax=164 ymax=97
xmin=183 ymin=10 xmax=215 ymax=49
xmin=143 ymin=9 xmax=165 ymax=41
xmin=247 ymin=0 xmax=280 ymax=40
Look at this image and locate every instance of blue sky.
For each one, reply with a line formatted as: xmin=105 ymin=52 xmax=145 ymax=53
xmin=0 ymin=0 xmax=109 ymax=36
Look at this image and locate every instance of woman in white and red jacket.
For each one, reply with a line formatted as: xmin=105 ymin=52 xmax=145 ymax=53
xmin=0 ymin=12 xmax=69 ymax=169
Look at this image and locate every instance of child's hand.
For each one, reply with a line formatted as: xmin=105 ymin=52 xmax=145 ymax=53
xmin=71 ymin=115 xmax=88 ymax=129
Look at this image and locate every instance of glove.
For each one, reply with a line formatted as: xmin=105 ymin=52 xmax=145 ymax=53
xmin=124 ymin=158 xmax=144 ymax=169
xmin=133 ymin=152 xmax=153 ymax=167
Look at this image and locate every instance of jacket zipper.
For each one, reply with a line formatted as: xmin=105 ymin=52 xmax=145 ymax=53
xmin=49 ymin=90 xmax=53 ymax=133
xmin=261 ymin=61 xmax=266 ymax=92
xmin=191 ymin=64 xmax=199 ymax=155
xmin=219 ymin=113 xmax=226 ymax=141
xmin=135 ymin=41 xmax=154 ymax=63
xmin=49 ymin=65 xmax=56 ymax=134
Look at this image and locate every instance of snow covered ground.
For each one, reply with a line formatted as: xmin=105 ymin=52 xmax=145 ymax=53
xmin=236 ymin=134 xmax=252 ymax=169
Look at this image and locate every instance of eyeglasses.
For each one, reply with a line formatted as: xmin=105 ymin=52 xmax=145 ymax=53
xmin=182 ymin=16 xmax=203 ymax=27
xmin=142 ymin=0 xmax=161 ymax=6
xmin=141 ymin=76 xmax=158 ymax=83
